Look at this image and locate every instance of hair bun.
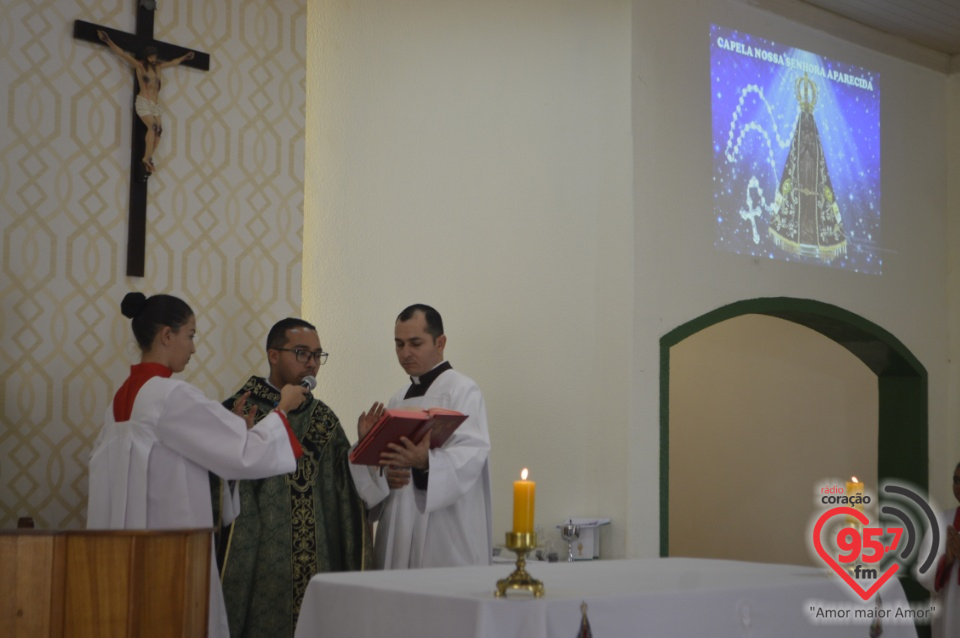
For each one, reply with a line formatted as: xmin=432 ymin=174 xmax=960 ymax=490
xmin=121 ymin=292 xmax=148 ymax=319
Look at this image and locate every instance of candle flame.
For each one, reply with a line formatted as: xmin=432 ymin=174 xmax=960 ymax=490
xmin=851 ymin=476 xmax=859 ymax=483
xmin=521 ymin=468 xmax=529 ymax=480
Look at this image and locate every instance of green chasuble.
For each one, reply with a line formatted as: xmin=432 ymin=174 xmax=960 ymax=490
xmin=212 ymin=377 xmax=372 ymax=638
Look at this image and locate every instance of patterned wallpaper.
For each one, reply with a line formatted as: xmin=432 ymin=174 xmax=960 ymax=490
xmin=0 ymin=0 xmax=305 ymax=528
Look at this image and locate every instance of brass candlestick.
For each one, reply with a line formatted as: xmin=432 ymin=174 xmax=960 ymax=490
xmin=495 ymin=532 xmax=544 ymax=598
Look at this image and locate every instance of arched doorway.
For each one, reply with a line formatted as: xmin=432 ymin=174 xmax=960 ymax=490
xmin=659 ymin=297 xmax=927 ymax=557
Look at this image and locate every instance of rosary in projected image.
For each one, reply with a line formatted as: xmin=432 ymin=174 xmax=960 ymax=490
xmin=710 ymin=24 xmax=881 ymax=274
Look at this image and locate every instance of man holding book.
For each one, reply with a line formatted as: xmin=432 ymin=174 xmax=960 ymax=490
xmin=350 ymin=304 xmax=493 ymax=569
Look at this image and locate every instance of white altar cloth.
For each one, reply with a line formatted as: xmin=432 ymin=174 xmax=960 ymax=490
xmin=295 ymin=558 xmax=918 ymax=638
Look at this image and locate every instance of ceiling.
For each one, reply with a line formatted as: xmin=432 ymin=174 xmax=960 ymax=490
xmin=798 ymin=0 xmax=960 ymax=56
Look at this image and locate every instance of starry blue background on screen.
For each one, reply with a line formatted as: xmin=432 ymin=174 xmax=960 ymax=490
xmin=710 ymin=24 xmax=881 ymax=274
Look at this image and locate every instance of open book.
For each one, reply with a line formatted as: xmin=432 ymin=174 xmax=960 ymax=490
xmin=348 ymin=407 xmax=468 ymax=466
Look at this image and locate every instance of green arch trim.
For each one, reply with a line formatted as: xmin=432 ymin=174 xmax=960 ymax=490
xmin=659 ymin=296 xmax=928 ymax=557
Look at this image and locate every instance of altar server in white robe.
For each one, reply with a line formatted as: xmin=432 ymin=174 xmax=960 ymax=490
xmin=87 ymin=292 xmax=308 ymax=638
xmin=917 ymin=462 xmax=960 ymax=638
xmin=350 ymin=304 xmax=493 ymax=569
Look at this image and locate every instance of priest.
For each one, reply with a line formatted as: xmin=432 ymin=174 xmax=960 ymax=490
xmin=212 ymin=318 xmax=371 ymax=637
xmin=350 ymin=304 xmax=493 ymax=568
xmin=917 ymin=462 xmax=960 ymax=638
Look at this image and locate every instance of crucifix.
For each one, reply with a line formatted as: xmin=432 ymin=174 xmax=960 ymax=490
xmin=73 ymin=1 xmax=210 ymax=277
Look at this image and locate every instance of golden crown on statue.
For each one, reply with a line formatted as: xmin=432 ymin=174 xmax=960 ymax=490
xmin=795 ymin=72 xmax=818 ymax=112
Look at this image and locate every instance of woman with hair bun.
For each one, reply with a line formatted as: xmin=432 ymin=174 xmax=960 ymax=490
xmin=88 ymin=292 xmax=308 ymax=638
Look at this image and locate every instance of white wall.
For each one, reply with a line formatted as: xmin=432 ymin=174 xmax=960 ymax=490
xmin=305 ymin=0 xmax=634 ymax=554
xmin=0 ymin=0 xmax=306 ymax=528
xmin=306 ymin=0 xmax=955 ymax=559
xmin=631 ymin=0 xmax=951 ymax=556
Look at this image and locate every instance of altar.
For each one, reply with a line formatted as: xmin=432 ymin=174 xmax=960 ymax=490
xmin=294 ymin=557 xmax=919 ymax=637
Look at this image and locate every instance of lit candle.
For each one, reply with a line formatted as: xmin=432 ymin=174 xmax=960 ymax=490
xmin=513 ymin=468 xmax=535 ymax=534
xmin=846 ymin=476 xmax=864 ymax=525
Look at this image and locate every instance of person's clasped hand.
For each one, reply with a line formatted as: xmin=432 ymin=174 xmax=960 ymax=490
xmin=277 ymin=384 xmax=308 ymax=413
xmin=385 ymin=466 xmax=411 ymax=490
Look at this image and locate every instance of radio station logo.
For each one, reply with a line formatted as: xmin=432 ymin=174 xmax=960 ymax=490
xmin=810 ymin=480 xmax=938 ymax=598
xmin=806 ymin=478 xmax=941 ymax=626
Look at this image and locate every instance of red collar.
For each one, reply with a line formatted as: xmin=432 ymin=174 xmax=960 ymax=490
xmin=112 ymin=362 xmax=173 ymax=421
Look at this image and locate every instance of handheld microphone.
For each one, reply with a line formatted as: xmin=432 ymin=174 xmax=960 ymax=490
xmin=300 ymin=375 xmax=317 ymax=390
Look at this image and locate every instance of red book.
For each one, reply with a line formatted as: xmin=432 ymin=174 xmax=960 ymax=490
xmin=349 ymin=407 xmax=468 ymax=465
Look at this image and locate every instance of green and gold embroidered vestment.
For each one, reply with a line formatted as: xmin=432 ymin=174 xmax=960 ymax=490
xmin=212 ymin=376 xmax=371 ymax=638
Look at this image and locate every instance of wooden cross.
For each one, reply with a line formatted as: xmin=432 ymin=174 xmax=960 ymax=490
xmin=73 ymin=2 xmax=210 ymax=277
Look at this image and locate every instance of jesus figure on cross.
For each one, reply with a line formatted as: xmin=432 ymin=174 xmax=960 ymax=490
xmin=98 ymin=30 xmax=194 ymax=173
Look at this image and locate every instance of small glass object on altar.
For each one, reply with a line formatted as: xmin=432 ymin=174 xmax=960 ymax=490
xmin=558 ymin=518 xmax=611 ymax=560
xmin=533 ymin=526 xmax=559 ymax=562
xmin=560 ymin=522 xmax=580 ymax=562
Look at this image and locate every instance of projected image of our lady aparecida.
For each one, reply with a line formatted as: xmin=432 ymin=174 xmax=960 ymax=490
xmin=768 ymin=73 xmax=846 ymax=261
xmin=711 ymin=25 xmax=880 ymax=274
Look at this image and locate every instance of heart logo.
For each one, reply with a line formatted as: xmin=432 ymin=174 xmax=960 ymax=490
xmin=813 ymin=506 xmax=899 ymax=601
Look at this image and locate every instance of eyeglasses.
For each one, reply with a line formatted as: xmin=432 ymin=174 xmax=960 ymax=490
xmin=276 ymin=348 xmax=328 ymax=365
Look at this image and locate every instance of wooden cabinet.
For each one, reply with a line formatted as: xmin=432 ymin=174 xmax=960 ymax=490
xmin=0 ymin=529 xmax=210 ymax=637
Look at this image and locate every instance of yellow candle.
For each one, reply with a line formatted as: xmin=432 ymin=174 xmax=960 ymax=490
xmin=846 ymin=476 xmax=864 ymax=524
xmin=513 ymin=468 xmax=535 ymax=533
